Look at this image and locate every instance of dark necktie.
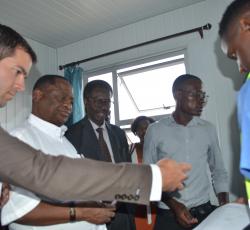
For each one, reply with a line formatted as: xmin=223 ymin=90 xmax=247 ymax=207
xmin=96 ymin=127 xmax=112 ymax=162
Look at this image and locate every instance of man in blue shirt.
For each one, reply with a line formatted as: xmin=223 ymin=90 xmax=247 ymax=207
xmin=219 ymin=0 xmax=250 ymax=181
xmin=219 ymin=1 xmax=250 ymax=229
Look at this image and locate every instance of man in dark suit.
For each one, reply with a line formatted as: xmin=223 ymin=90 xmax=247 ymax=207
xmin=66 ymin=80 xmax=136 ymax=230
xmin=0 ymin=23 xmax=191 ymax=205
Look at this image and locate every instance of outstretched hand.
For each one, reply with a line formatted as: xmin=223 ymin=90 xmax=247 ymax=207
xmin=157 ymin=158 xmax=191 ymax=192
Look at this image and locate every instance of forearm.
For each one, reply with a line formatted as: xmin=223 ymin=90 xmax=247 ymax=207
xmin=16 ymin=202 xmax=74 ymax=226
xmin=161 ymin=193 xmax=176 ymax=210
xmin=0 ymin=128 xmax=152 ymax=204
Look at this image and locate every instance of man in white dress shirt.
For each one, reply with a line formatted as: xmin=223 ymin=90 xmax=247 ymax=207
xmin=1 ymin=75 xmax=115 ymax=230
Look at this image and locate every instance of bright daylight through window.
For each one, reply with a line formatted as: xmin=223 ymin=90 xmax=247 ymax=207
xmin=87 ymin=52 xmax=186 ymax=143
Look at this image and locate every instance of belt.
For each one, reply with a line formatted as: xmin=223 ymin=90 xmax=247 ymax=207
xmin=189 ymin=201 xmax=217 ymax=222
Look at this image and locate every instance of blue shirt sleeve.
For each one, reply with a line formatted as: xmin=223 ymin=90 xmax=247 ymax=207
xmin=239 ymin=80 xmax=250 ymax=179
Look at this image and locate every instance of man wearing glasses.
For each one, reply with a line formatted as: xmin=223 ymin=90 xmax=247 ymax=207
xmin=66 ymin=80 xmax=135 ymax=230
xmin=144 ymin=74 xmax=229 ymax=230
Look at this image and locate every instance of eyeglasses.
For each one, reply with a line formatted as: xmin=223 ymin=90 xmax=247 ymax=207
xmin=88 ymin=97 xmax=113 ymax=107
xmin=180 ymin=90 xmax=209 ymax=104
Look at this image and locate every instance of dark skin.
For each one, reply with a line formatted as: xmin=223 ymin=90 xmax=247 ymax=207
xmin=32 ymin=79 xmax=74 ymax=127
xmin=221 ymin=13 xmax=250 ymax=73
xmin=0 ymin=183 xmax=10 ymax=207
xmin=134 ymin=119 xmax=152 ymax=161
xmin=164 ymin=79 xmax=229 ymax=228
xmin=84 ymin=87 xmax=112 ymax=126
xmin=136 ymin=119 xmax=151 ymax=145
xmin=15 ymin=79 xmax=116 ymax=226
xmin=220 ymin=8 xmax=250 ymax=211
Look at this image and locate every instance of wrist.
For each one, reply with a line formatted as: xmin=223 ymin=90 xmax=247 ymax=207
xmin=218 ymin=192 xmax=229 ymax=205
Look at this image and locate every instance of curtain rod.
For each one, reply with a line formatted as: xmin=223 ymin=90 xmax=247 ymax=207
xmin=59 ymin=23 xmax=212 ymax=70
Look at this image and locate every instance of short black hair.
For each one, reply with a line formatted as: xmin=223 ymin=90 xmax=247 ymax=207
xmin=219 ymin=0 xmax=250 ymax=38
xmin=84 ymin=80 xmax=113 ymax=99
xmin=131 ymin=116 xmax=155 ymax=134
xmin=0 ymin=24 xmax=37 ymax=63
xmin=172 ymin=74 xmax=201 ymax=95
xmin=33 ymin=75 xmax=69 ymax=91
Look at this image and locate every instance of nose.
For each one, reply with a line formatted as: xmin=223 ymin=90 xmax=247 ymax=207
xmin=63 ymin=100 xmax=73 ymax=112
xmin=196 ymin=97 xmax=206 ymax=108
xmin=15 ymin=75 xmax=25 ymax=92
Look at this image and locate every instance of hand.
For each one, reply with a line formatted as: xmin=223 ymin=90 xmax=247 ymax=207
xmin=234 ymin=197 xmax=247 ymax=204
xmin=217 ymin=192 xmax=229 ymax=206
xmin=76 ymin=201 xmax=109 ymax=208
xmin=76 ymin=206 xmax=116 ymax=224
xmin=157 ymin=158 xmax=191 ymax=192
xmin=170 ymin=200 xmax=198 ymax=228
xmin=0 ymin=183 xmax=10 ymax=207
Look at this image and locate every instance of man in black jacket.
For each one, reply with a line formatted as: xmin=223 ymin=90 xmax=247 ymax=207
xmin=66 ymin=80 xmax=135 ymax=230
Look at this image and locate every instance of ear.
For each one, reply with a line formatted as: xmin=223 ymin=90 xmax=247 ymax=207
xmin=239 ymin=17 xmax=250 ymax=32
xmin=32 ymin=89 xmax=43 ymax=102
xmin=84 ymin=97 xmax=88 ymax=106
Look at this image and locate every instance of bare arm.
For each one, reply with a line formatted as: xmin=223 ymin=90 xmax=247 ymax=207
xmin=16 ymin=201 xmax=115 ymax=226
xmin=0 ymin=128 xmax=190 ymax=204
xmin=163 ymin=196 xmax=198 ymax=228
xmin=0 ymin=128 xmax=152 ymax=204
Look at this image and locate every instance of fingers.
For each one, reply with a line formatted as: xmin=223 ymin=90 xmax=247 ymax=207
xmin=184 ymin=211 xmax=198 ymax=224
xmin=176 ymin=183 xmax=184 ymax=191
xmin=178 ymin=211 xmax=198 ymax=228
xmin=179 ymin=162 xmax=192 ymax=173
xmin=83 ymin=207 xmax=116 ymax=224
xmin=234 ymin=197 xmax=247 ymax=204
xmin=158 ymin=159 xmax=191 ymax=192
xmin=102 ymin=209 xmax=116 ymax=223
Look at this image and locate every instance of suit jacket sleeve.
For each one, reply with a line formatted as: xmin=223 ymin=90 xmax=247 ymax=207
xmin=0 ymin=127 xmax=152 ymax=205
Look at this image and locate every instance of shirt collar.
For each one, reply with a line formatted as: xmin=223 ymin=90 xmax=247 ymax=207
xmin=165 ymin=114 xmax=205 ymax=126
xmin=89 ymin=119 xmax=106 ymax=130
xmin=28 ymin=114 xmax=68 ymax=140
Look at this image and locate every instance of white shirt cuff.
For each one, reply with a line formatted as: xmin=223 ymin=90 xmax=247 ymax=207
xmin=149 ymin=164 xmax=162 ymax=201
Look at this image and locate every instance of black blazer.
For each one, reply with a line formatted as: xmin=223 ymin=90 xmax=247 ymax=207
xmin=66 ymin=116 xmax=135 ymax=230
xmin=65 ymin=116 xmax=130 ymax=163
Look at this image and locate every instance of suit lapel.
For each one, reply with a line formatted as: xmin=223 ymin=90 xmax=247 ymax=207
xmin=79 ymin=117 xmax=103 ymax=161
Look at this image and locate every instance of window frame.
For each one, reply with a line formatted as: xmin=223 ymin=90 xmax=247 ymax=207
xmin=84 ymin=49 xmax=188 ymax=129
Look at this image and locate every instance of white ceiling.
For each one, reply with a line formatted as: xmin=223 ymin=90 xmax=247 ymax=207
xmin=0 ymin=0 xmax=205 ymax=48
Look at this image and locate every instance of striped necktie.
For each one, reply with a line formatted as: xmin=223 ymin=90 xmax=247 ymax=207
xmin=96 ymin=127 xmax=112 ymax=162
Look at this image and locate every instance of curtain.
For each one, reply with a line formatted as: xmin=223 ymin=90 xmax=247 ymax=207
xmin=64 ymin=66 xmax=84 ymax=126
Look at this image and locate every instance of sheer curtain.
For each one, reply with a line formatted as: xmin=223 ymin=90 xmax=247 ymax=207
xmin=64 ymin=66 xmax=84 ymax=126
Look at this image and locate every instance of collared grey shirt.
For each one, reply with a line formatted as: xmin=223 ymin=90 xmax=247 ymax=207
xmin=143 ymin=115 xmax=229 ymax=209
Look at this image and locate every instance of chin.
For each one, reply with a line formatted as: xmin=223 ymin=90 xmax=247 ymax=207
xmin=192 ymin=112 xmax=202 ymax=117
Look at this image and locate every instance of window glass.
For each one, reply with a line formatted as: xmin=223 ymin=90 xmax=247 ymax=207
xmin=86 ymin=52 xmax=186 ymax=142
xmin=117 ymin=56 xmax=186 ymax=120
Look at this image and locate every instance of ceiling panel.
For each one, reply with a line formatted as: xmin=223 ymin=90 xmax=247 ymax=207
xmin=0 ymin=0 xmax=205 ymax=48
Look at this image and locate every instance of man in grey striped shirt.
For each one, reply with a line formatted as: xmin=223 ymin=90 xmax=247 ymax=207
xmin=144 ymin=74 xmax=229 ymax=230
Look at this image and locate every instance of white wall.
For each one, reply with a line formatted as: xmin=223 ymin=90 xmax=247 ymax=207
xmin=0 ymin=38 xmax=57 ymax=131
xmin=57 ymin=0 xmax=245 ymax=200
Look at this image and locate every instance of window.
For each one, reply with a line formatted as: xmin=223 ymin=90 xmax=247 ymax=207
xmin=86 ymin=51 xmax=186 ymax=143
